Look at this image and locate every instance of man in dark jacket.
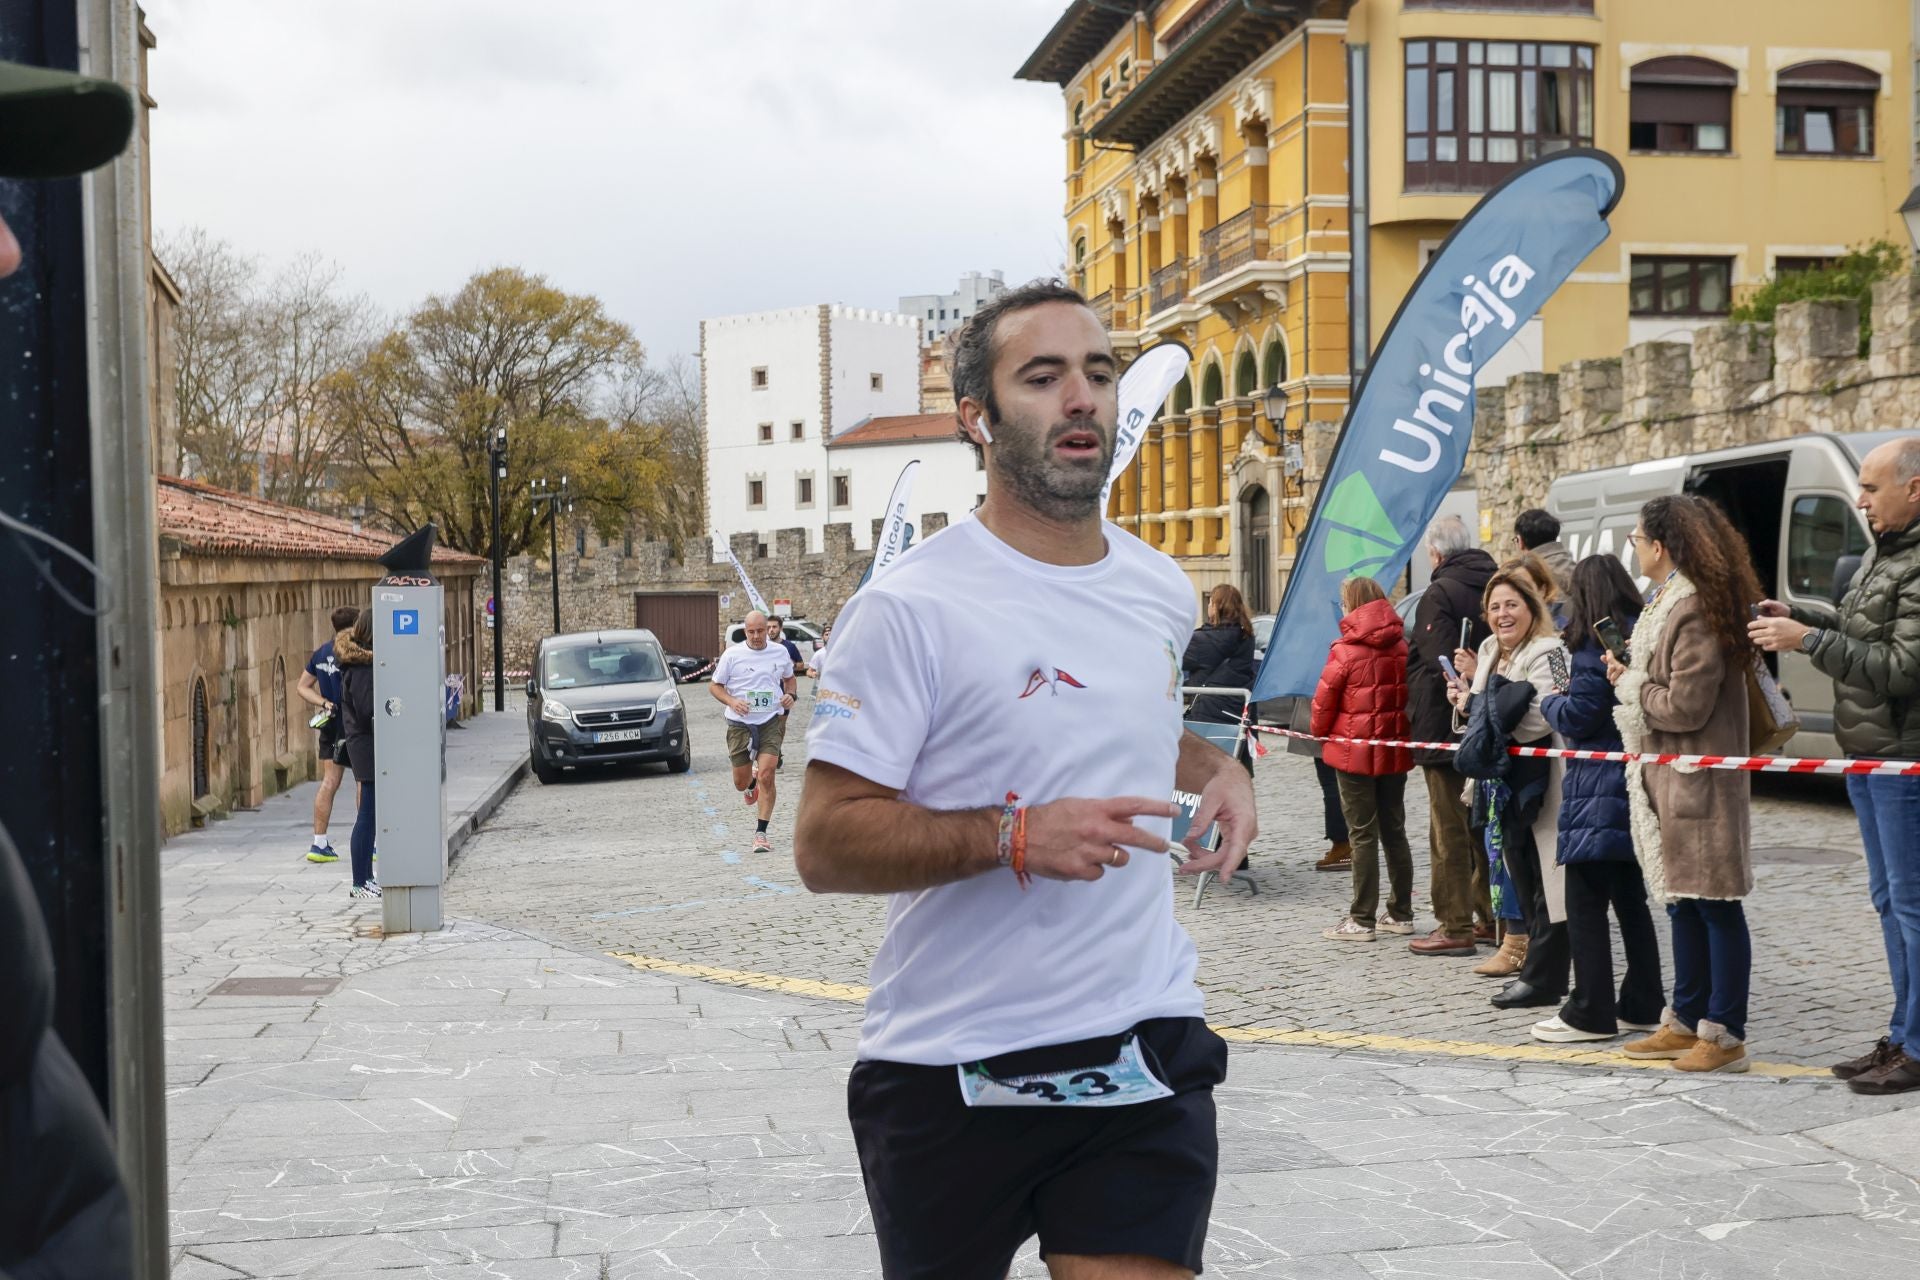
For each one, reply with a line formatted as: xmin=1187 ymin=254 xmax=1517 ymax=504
xmin=1405 ymin=516 xmax=1496 ymax=956
xmin=1753 ymin=435 xmax=1920 ymax=1095
xmin=1516 ymin=508 xmax=1573 ymax=592
xmin=0 ymin=54 xmax=136 ymax=1280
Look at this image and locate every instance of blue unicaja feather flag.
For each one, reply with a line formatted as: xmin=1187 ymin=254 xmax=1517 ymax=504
xmin=1251 ymin=148 xmax=1624 ymax=702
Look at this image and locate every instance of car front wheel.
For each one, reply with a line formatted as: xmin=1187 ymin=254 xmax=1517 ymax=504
xmin=531 ymin=747 xmax=562 ymax=785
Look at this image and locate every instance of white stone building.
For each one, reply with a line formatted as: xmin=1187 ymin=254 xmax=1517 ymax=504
xmin=899 ymin=270 xmax=1008 ymax=345
xmin=824 ymin=413 xmax=986 ymax=544
xmin=702 ymin=304 xmax=922 ymax=553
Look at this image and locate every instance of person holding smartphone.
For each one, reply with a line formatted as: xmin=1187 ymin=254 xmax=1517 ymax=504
xmin=1532 ymin=557 xmax=1664 ymax=1043
xmin=1607 ymin=496 xmax=1761 ymax=1074
xmin=1446 ymin=569 xmax=1571 ymax=1009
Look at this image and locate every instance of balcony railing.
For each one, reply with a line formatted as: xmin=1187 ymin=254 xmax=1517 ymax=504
xmin=1200 ymin=206 xmax=1271 ymax=282
xmin=1150 ymin=260 xmax=1188 ymax=314
xmin=1088 ymin=288 xmax=1114 ymax=330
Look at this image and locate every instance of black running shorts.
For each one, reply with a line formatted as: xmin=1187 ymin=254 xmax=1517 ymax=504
xmin=847 ymin=1016 xmax=1227 ymax=1279
xmin=316 ymin=718 xmax=341 ymax=762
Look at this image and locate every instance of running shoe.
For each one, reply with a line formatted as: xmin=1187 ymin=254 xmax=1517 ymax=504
xmin=306 ymin=844 xmax=338 ymax=863
xmin=743 ymin=783 xmax=758 ymax=805
xmin=349 ymin=880 xmax=382 ymax=900
xmin=752 ymin=832 xmax=772 ymax=854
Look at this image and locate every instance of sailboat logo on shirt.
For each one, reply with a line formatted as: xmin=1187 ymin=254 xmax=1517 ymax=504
xmin=1019 ymin=667 xmax=1087 ymax=699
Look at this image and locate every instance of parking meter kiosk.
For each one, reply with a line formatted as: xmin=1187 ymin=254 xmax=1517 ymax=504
xmin=370 ymin=525 xmax=449 ymax=933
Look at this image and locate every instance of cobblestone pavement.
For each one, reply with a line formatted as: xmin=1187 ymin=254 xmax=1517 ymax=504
xmin=160 ymin=703 xmax=1920 ymax=1278
xmin=453 ymin=691 xmax=1881 ymax=1070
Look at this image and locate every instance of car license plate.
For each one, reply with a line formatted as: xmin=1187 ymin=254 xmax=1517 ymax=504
xmin=593 ymin=729 xmax=646 ymax=744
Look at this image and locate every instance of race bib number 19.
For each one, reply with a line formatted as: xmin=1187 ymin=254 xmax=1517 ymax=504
xmin=745 ymin=689 xmax=775 ymax=713
xmin=956 ymin=1033 xmax=1173 ymax=1108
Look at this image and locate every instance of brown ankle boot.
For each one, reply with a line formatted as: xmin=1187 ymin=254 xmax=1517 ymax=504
xmin=1623 ymin=1009 xmax=1700 ymax=1060
xmin=1314 ymin=841 xmax=1351 ymax=872
xmin=1471 ymin=931 xmax=1527 ymax=978
xmin=1672 ymin=1019 xmax=1749 ymax=1073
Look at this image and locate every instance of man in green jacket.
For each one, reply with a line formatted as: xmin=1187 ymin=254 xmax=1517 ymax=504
xmin=1753 ymin=436 xmax=1920 ymax=1096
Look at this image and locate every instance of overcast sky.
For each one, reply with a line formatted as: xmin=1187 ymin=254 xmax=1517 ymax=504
xmin=143 ymin=0 xmax=1071 ymax=366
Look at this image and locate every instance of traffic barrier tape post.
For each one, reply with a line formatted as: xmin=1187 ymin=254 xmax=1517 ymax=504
xmin=1244 ymin=723 xmax=1920 ymax=777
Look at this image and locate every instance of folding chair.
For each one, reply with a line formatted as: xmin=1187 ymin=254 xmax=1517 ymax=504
xmin=1178 ymin=685 xmax=1258 ymax=907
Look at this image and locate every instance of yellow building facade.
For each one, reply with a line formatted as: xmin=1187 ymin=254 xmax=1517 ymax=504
xmin=1019 ymin=0 xmax=1356 ymax=612
xmin=1021 ymin=0 xmax=1912 ymax=610
xmin=1352 ymin=0 xmax=1913 ymax=372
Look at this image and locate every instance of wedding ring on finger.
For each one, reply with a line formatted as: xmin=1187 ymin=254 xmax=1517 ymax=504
xmin=1109 ymin=848 xmax=1122 ymax=867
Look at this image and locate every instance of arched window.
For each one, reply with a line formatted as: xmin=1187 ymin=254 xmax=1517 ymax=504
xmin=1629 ymin=57 xmax=1734 ymax=153
xmin=1262 ymin=338 xmax=1287 ymax=389
xmin=1199 ymin=361 xmax=1224 ymax=407
xmin=190 ymin=677 xmax=210 ymax=800
xmin=272 ymin=656 xmax=288 ymax=758
xmin=1073 ymin=236 xmax=1088 ymax=293
xmin=1777 ymin=61 xmax=1879 ymax=156
xmin=1170 ymin=374 xmax=1193 ymax=416
xmin=1234 ymin=350 xmax=1259 ymax=398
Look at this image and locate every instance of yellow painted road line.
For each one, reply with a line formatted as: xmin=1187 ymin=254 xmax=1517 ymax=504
xmin=604 ymin=952 xmax=1829 ymax=1080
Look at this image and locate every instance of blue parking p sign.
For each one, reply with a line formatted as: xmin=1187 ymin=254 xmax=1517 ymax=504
xmin=392 ymin=609 xmax=420 ymax=636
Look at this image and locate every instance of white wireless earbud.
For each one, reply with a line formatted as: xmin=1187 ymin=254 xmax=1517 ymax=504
xmin=974 ymin=415 xmax=994 ymax=444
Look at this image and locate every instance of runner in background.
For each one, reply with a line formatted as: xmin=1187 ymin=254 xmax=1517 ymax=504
xmin=709 ymin=611 xmax=795 ymax=853
xmin=295 ymin=605 xmax=360 ymax=862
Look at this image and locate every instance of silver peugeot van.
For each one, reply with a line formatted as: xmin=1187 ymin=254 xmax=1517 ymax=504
xmin=1546 ymin=430 xmax=1907 ymax=761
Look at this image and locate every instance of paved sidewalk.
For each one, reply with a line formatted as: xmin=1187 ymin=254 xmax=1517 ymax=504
xmin=161 ymin=706 xmax=1920 ymax=1278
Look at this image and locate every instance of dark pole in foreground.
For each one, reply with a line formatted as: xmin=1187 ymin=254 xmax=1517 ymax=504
xmin=488 ymin=428 xmax=506 ymax=710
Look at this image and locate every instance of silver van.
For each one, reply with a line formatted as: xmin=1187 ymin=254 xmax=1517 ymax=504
xmin=1546 ymin=430 xmax=1907 ymax=761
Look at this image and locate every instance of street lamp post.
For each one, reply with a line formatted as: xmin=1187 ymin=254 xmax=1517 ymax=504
xmin=487 ymin=428 xmax=506 ymax=711
xmin=530 ymin=475 xmax=572 ymax=634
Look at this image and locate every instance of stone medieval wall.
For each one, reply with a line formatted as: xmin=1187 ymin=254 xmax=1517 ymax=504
xmin=1467 ymin=276 xmax=1920 ymax=540
xmin=498 ymin=514 xmax=953 ymax=672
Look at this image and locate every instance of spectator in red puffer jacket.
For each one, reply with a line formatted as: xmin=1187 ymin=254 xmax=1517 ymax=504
xmin=1311 ymin=577 xmax=1415 ymax=942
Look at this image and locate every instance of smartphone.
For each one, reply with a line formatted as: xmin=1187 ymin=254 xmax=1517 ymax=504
xmin=1749 ymin=602 xmax=1763 ymax=620
xmin=1593 ymin=616 xmax=1629 ymax=664
xmin=1458 ymin=617 xmax=1472 ymax=653
xmin=1438 ymin=655 xmax=1460 ymax=684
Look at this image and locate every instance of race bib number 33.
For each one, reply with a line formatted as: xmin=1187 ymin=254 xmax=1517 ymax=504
xmin=955 ymin=1033 xmax=1173 ymax=1108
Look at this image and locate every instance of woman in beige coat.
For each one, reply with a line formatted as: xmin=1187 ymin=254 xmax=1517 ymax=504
xmin=1607 ymin=495 xmax=1763 ymax=1073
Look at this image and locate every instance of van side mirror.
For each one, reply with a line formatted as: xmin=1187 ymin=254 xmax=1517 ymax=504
xmin=1833 ymin=553 xmax=1864 ymax=604
xmin=524 ymin=677 xmax=537 ymax=698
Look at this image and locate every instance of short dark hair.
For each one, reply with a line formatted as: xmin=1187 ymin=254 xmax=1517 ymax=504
xmin=330 ymin=606 xmax=359 ymax=633
xmin=1514 ymin=508 xmax=1560 ymax=549
xmin=946 ymin=278 xmax=1092 ymax=463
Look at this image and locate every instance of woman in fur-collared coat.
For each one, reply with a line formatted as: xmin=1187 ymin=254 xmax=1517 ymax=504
xmin=1609 ymin=495 xmax=1762 ymax=1074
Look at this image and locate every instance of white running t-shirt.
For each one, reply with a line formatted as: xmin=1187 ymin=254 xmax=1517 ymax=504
xmin=808 ymin=514 xmax=1205 ymax=1065
xmin=712 ymin=641 xmax=794 ymax=726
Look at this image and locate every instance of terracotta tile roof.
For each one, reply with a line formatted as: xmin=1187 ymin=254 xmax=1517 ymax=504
xmin=156 ymin=475 xmax=483 ymax=565
xmin=827 ymin=413 xmax=962 ymax=448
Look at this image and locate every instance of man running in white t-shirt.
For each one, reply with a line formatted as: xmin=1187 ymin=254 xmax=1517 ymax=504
xmin=709 ymin=611 xmax=795 ymax=853
xmin=796 ymin=280 xmax=1256 ymax=1280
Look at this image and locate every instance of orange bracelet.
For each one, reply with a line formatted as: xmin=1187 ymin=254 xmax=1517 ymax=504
xmin=1011 ymin=805 xmax=1030 ymax=890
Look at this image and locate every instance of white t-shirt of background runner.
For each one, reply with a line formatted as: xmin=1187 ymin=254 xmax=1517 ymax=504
xmin=808 ymin=514 xmax=1204 ymax=1066
xmin=712 ymin=641 xmax=794 ymax=726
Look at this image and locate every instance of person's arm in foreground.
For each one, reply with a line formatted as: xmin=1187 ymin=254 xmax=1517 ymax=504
xmin=794 ymin=761 xmax=1180 ymax=895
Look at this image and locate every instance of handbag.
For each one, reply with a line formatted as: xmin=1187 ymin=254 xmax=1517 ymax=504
xmin=1746 ymin=655 xmax=1799 ymax=756
xmin=1455 ymin=676 xmax=1536 ymax=780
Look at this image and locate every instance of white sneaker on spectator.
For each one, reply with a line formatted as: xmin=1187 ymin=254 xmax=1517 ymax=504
xmin=1322 ymin=918 xmax=1375 ymax=942
xmin=1531 ymin=1015 xmax=1614 ymax=1043
xmin=1374 ymin=915 xmax=1415 ymax=936
xmin=349 ymin=880 xmax=381 ymax=900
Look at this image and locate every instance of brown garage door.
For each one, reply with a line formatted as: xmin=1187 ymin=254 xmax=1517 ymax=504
xmin=635 ymin=591 xmax=721 ymax=659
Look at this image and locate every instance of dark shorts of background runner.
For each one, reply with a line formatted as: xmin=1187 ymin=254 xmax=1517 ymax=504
xmin=317 ymin=720 xmax=342 ymax=763
xmin=848 ymin=1016 xmax=1227 ymax=1279
xmin=724 ymin=715 xmax=786 ymax=768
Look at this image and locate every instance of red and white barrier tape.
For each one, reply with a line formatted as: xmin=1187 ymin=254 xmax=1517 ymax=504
xmin=1244 ymin=723 xmax=1920 ymax=777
